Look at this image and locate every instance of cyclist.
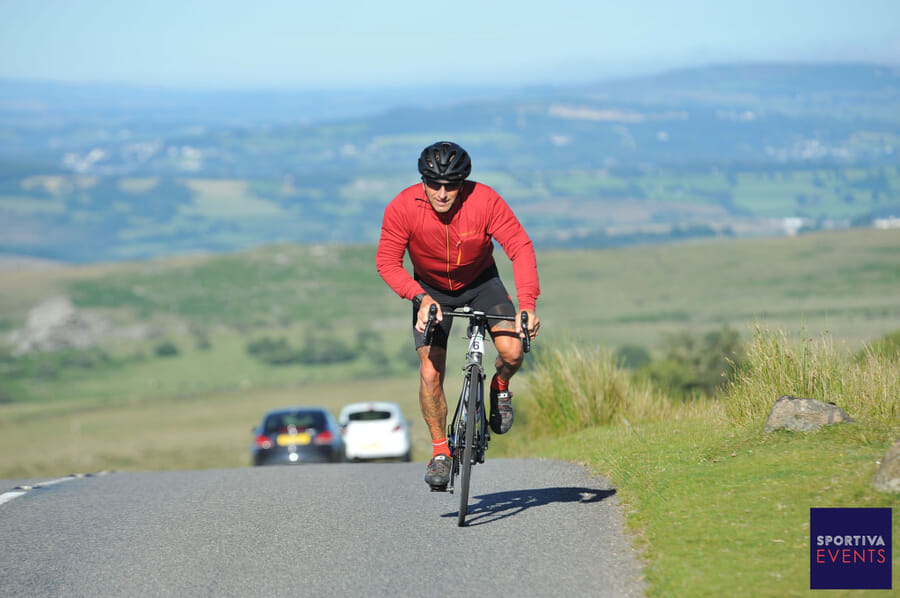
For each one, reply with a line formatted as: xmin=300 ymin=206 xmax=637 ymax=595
xmin=376 ymin=141 xmax=541 ymax=490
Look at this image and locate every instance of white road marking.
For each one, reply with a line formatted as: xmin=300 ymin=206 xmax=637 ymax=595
xmin=0 ymin=472 xmax=106 ymax=506
xmin=33 ymin=475 xmax=83 ymax=487
xmin=0 ymin=491 xmax=27 ymax=505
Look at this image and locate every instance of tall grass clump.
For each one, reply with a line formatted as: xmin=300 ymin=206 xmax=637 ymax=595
xmin=526 ymin=344 xmax=673 ymax=435
xmin=723 ymin=326 xmax=899 ymax=427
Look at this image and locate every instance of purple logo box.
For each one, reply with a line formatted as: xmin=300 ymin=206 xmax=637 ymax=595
xmin=810 ymin=507 xmax=892 ymax=590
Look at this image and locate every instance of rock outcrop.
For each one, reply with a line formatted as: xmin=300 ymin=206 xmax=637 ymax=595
xmin=872 ymin=438 xmax=900 ymax=494
xmin=763 ymin=396 xmax=854 ymax=433
xmin=7 ymin=296 xmax=111 ymax=355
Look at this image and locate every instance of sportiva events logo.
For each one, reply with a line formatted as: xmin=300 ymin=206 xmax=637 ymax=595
xmin=810 ymin=507 xmax=892 ymax=590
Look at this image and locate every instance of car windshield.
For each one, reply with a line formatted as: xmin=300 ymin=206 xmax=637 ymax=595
xmin=264 ymin=412 xmax=326 ymax=434
xmin=348 ymin=410 xmax=393 ymax=422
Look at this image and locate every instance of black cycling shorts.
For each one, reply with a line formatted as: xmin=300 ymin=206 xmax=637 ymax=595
xmin=412 ymin=263 xmax=516 ymax=350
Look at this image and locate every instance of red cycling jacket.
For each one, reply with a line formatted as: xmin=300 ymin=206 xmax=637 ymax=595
xmin=376 ymin=181 xmax=540 ymax=311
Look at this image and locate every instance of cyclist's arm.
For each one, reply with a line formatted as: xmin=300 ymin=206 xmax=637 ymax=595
xmin=486 ymin=194 xmax=540 ymax=312
xmin=376 ymin=201 xmax=427 ymax=301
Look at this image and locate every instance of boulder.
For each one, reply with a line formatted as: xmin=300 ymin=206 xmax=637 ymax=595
xmin=872 ymin=438 xmax=900 ymax=494
xmin=7 ymin=296 xmax=110 ymax=355
xmin=763 ymin=396 xmax=854 ymax=433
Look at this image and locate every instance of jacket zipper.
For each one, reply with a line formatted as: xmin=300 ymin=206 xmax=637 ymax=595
xmin=444 ymin=224 xmax=454 ymax=290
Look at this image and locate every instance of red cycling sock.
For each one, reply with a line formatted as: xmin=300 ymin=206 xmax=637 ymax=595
xmin=491 ymin=374 xmax=509 ymax=392
xmin=432 ymin=437 xmax=451 ymax=457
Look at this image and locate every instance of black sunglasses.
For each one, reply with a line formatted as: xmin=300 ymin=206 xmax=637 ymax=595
xmin=423 ymin=179 xmax=461 ymax=192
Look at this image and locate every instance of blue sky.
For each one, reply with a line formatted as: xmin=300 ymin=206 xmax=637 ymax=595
xmin=1 ymin=0 xmax=898 ymax=90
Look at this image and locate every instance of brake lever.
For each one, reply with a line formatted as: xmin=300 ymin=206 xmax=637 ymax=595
xmin=520 ymin=311 xmax=531 ymax=354
xmin=423 ymin=304 xmax=438 ymax=345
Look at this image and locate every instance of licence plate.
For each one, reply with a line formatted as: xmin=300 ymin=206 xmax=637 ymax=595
xmin=277 ymin=433 xmax=311 ymax=446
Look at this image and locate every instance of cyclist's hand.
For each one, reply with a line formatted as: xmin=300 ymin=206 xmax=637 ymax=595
xmin=517 ymin=310 xmax=540 ymax=340
xmin=415 ymin=295 xmax=442 ymax=333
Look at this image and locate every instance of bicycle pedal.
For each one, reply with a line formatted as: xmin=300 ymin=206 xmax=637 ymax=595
xmin=429 ymin=484 xmax=449 ymax=493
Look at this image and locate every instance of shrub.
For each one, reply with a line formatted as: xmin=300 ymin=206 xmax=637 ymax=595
xmin=614 ymin=344 xmax=652 ymax=369
xmin=247 ymin=336 xmax=287 ymax=356
xmin=526 ymin=344 xmax=672 ymax=435
xmin=723 ymin=326 xmax=899 ymax=427
xmin=640 ymin=326 xmax=743 ymax=399
xmin=245 ymin=336 xmax=301 ymax=365
xmin=245 ymin=333 xmax=358 ymax=365
xmin=356 ymin=330 xmax=390 ymax=369
xmin=396 ymin=343 xmax=420 ymax=370
xmin=154 ymin=341 xmax=180 ymax=357
xmin=858 ymin=329 xmax=900 ymax=361
xmin=59 ymin=347 xmax=110 ymax=368
xmin=355 ymin=330 xmax=383 ymax=352
xmin=297 ymin=333 xmax=356 ymax=364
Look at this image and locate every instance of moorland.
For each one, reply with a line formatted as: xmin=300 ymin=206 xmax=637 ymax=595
xmin=1 ymin=62 xmax=898 ymax=595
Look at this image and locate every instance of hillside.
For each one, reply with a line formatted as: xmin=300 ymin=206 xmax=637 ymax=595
xmin=1 ymin=63 xmax=899 ymax=263
xmin=1 ymin=227 xmax=898 ymax=406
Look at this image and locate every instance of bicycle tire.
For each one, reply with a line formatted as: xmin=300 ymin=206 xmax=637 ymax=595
xmin=457 ymin=364 xmax=481 ymax=526
xmin=449 ymin=376 xmax=466 ymax=488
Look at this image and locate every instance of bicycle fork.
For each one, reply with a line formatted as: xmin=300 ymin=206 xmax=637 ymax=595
xmin=447 ymin=365 xmax=488 ymax=493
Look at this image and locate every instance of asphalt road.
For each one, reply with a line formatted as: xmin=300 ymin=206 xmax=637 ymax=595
xmin=1 ymin=459 xmax=646 ymax=597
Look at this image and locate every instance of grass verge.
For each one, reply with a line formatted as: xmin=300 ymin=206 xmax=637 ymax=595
xmin=523 ymin=416 xmax=898 ymax=597
xmin=511 ymin=328 xmax=900 ymax=596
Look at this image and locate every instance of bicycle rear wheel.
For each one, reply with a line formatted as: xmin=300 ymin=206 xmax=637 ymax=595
xmin=456 ymin=364 xmax=481 ymax=526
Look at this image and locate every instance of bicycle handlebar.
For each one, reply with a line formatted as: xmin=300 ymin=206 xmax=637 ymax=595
xmin=422 ymin=305 xmax=532 ymax=353
xmin=423 ymin=304 xmax=438 ymax=346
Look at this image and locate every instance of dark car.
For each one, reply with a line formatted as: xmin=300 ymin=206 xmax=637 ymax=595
xmin=251 ymin=406 xmax=345 ymax=465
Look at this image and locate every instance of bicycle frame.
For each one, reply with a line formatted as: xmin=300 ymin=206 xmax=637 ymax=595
xmin=447 ymin=311 xmax=489 ymax=490
xmin=423 ymin=305 xmax=530 ymax=526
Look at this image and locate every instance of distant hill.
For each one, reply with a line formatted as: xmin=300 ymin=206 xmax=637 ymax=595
xmin=580 ymin=63 xmax=900 ymax=97
xmin=1 ymin=63 xmax=898 ymax=263
xmin=4 ymin=63 xmax=898 ymax=169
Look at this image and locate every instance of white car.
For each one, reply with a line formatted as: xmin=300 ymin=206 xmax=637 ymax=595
xmin=339 ymin=401 xmax=412 ymax=462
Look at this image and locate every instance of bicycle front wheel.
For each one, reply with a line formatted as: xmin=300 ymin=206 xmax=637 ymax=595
xmin=457 ymin=364 xmax=481 ymax=527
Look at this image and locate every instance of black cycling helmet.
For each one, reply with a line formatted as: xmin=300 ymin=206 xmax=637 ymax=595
xmin=418 ymin=141 xmax=471 ymax=183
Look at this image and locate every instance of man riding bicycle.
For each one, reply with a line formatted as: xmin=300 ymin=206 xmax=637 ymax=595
xmin=376 ymin=141 xmax=541 ymax=490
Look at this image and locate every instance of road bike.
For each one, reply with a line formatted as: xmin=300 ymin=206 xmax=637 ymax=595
xmin=424 ymin=305 xmax=531 ymax=526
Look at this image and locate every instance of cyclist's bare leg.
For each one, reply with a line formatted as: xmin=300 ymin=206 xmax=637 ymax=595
xmin=491 ymin=321 xmax=523 ymax=382
xmin=418 ymin=345 xmax=448 ymax=441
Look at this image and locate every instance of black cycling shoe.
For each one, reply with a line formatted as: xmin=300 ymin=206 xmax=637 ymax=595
xmin=425 ymin=455 xmax=452 ymax=490
xmin=490 ymin=379 xmax=514 ymax=434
